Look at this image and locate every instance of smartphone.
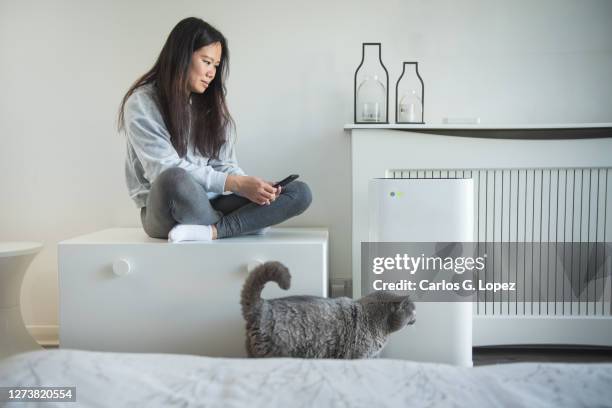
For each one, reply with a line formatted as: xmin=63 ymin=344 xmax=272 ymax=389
xmin=274 ymin=174 xmax=299 ymax=188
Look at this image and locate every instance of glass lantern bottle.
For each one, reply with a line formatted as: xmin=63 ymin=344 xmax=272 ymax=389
xmin=395 ymin=62 xmax=425 ymax=124
xmin=354 ymin=43 xmax=389 ymax=124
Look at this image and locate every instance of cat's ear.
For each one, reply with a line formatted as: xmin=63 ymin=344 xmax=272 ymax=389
xmin=387 ymin=298 xmax=416 ymax=333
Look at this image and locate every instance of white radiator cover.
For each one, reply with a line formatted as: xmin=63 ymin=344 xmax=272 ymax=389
xmin=348 ymin=126 xmax=612 ymax=347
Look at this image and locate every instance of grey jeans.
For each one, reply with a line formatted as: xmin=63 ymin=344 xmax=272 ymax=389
xmin=140 ymin=167 xmax=312 ymax=239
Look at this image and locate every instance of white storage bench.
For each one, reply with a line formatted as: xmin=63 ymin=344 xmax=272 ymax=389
xmin=58 ymin=227 xmax=328 ymax=357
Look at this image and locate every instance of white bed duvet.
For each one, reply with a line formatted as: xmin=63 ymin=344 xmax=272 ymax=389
xmin=1 ymin=349 xmax=611 ymax=407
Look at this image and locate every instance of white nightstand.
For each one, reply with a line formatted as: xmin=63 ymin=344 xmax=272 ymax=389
xmin=0 ymin=242 xmax=43 ymax=360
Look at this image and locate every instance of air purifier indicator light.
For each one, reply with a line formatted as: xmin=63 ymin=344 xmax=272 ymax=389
xmin=389 ymin=191 xmax=404 ymax=198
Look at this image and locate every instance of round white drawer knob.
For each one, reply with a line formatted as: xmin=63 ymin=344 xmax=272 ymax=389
xmin=112 ymin=259 xmax=132 ymax=276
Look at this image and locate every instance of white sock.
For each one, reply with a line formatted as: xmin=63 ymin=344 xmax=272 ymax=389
xmin=168 ymin=224 xmax=213 ymax=243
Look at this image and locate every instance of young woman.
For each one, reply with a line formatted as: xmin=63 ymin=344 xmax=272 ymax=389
xmin=118 ymin=17 xmax=311 ymax=242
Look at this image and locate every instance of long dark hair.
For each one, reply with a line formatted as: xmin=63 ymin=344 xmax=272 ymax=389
xmin=118 ymin=17 xmax=233 ymax=159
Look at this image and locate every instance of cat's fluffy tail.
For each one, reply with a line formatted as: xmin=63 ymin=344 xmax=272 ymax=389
xmin=240 ymin=261 xmax=291 ymax=319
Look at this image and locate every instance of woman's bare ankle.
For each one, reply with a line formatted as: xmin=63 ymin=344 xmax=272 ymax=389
xmin=211 ymin=225 xmax=218 ymax=240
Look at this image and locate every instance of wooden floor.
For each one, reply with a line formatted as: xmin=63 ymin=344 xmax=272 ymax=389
xmin=473 ymin=346 xmax=612 ymax=366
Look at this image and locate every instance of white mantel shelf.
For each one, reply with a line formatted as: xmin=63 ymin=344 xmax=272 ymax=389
xmin=344 ymin=123 xmax=612 ymax=139
xmin=344 ymin=123 xmax=612 ymax=130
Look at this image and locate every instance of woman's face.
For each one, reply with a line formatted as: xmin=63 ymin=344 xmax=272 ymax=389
xmin=187 ymin=42 xmax=222 ymax=94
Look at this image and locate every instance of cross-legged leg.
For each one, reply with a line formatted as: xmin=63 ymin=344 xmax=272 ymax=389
xmin=139 ymin=167 xmax=313 ymax=240
xmin=214 ymin=180 xmax=312 ymax=238
xmin=140 ymin=167 xmax=221 ymax=239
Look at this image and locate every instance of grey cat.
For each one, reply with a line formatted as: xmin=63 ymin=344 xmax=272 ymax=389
xmin=240 ymin=261 xmax=416 ymax=359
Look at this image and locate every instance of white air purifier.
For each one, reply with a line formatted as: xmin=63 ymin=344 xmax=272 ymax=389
xmin=369 ymin=178 xmax=474 ymax=366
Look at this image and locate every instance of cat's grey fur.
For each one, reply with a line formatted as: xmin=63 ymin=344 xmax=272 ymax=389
xmin=241 ymin=261 xmax=416 ymax=359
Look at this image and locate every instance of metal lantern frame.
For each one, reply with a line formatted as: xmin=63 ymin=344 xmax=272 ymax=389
xmin=354 ymin=43 xmax=390 ymax=124
xmin=395 ymin=61 xmax=425 ymax=124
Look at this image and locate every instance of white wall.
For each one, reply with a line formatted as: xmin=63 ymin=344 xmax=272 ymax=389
xmin=1 ymin=0 xmax=611 ymax=337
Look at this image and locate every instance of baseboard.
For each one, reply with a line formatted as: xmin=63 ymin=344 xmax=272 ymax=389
xmin=474 ymin=316 xmax=612 ymax=347
xmin=27 ymin=325 xmax=59 ymax=347
xmin=30 ymin=316 xmax=612 ymax=349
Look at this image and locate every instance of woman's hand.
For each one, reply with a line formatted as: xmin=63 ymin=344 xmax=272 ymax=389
xmin=225 ymin=175 xmax=278 ymax=205
xmin=271 ymin=183 xmax=282 ymax=198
